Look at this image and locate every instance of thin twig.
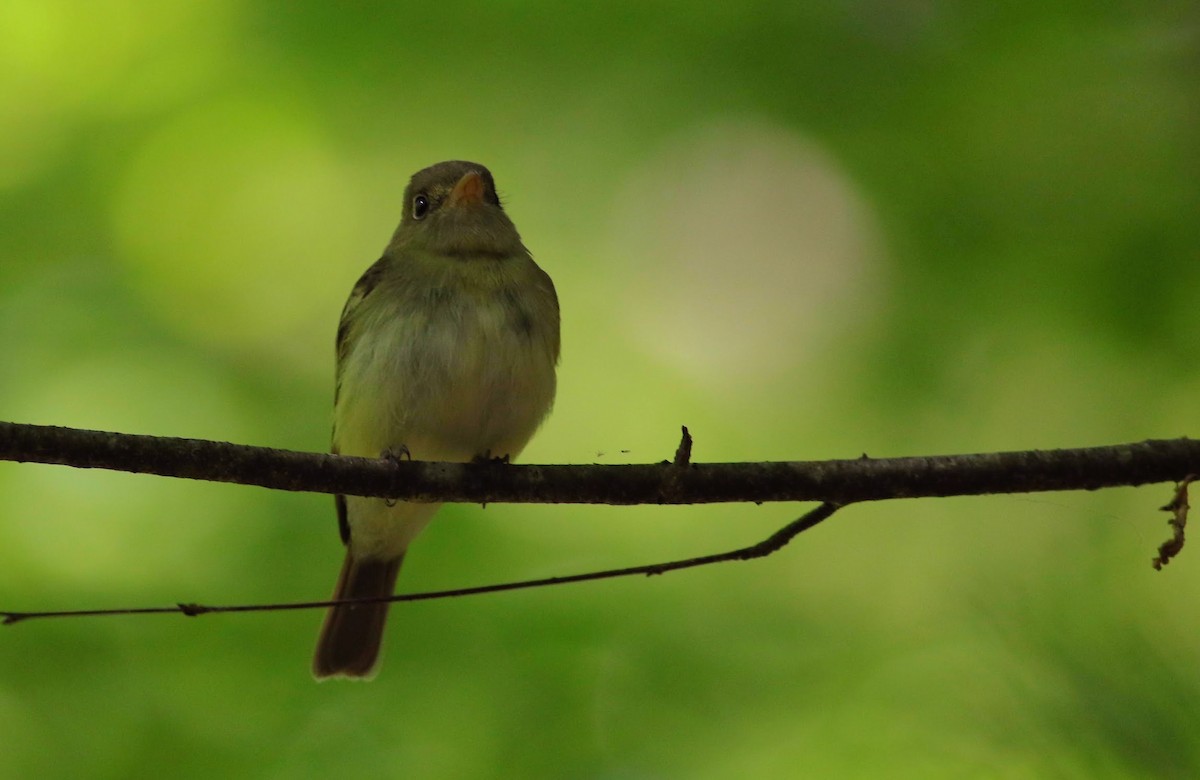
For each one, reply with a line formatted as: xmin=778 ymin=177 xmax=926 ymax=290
xmin=0 ymin=502 xmax=843 ymax=625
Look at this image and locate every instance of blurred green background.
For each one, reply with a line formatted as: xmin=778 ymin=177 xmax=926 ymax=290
xmin=2 ymin=2 xmax=1199 ymax=777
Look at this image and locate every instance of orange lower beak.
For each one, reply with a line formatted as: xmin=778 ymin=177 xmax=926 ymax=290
xmin=448 ymin=171 xmax=485 ymax=206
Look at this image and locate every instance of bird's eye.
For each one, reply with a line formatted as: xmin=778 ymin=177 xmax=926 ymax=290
xmin=412 ymin=194 xmax=430 ymax=220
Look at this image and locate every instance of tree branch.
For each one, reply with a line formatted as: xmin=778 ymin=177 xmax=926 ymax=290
xmin=1 ymin=421 xmax=1197 ymax=505
xmin=1 ymin=418 xmax=1194 ymax=624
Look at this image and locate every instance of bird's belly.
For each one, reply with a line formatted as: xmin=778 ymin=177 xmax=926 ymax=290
xmin=335 ymin=301 xmax=555 ymax=465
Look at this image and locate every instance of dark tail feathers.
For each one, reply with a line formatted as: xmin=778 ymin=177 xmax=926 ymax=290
xmin=312 ymin=553 xmax=403 ymax=680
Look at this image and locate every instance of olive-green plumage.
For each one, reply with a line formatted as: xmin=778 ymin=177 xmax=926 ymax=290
xmin=313 ymin=161 xmax=560 ymax=679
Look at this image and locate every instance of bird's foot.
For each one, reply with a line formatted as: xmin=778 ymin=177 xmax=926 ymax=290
xmin=381 ymin=445 xmax=411 ymax=506
xmin=381 ymin=444 xmax=412 ymax=463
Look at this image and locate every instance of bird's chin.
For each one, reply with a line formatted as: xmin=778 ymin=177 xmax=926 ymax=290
xmin=427 ymin=213 xmax=521 ymax=259
xmin=440 ymin=245 xmax=513 ymax=260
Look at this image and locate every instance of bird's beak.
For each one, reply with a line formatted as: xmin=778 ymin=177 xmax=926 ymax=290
xmin=448 ymin=171 xmax=485 ymax=207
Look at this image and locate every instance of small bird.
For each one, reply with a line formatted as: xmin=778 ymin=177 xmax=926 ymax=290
xmin=312 ymin=161 xmax=560 ymax=679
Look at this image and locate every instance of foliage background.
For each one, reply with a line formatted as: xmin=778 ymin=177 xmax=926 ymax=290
xmin=2 ymin=2 xmax=1199 ymax=777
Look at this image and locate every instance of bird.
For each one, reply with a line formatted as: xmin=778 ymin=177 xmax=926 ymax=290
xmin=312 ymin=160 xmax=560 ymax=679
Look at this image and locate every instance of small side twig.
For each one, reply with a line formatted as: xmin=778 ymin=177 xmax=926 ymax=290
xmin=1153 ymin=475 xmax=1193 ymax=570
xmin=0 ymin=501 xmax=843 ymax=625
xmin=673 ymin=425 xmax=693 ymax=467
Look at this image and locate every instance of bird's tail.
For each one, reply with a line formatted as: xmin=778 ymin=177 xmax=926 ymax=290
xmin=312 ymin=552 xmax=403 ymax=680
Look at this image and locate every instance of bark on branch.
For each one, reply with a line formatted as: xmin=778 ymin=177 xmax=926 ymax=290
xmin=1 ymin=421 xmax=1194 ymax=624
xmin=0 ymin=420 xmax=1196 ymax=505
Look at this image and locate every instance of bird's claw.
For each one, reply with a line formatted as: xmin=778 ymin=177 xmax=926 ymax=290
xmin=381 ymin=445 xmax=411 ymax=506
